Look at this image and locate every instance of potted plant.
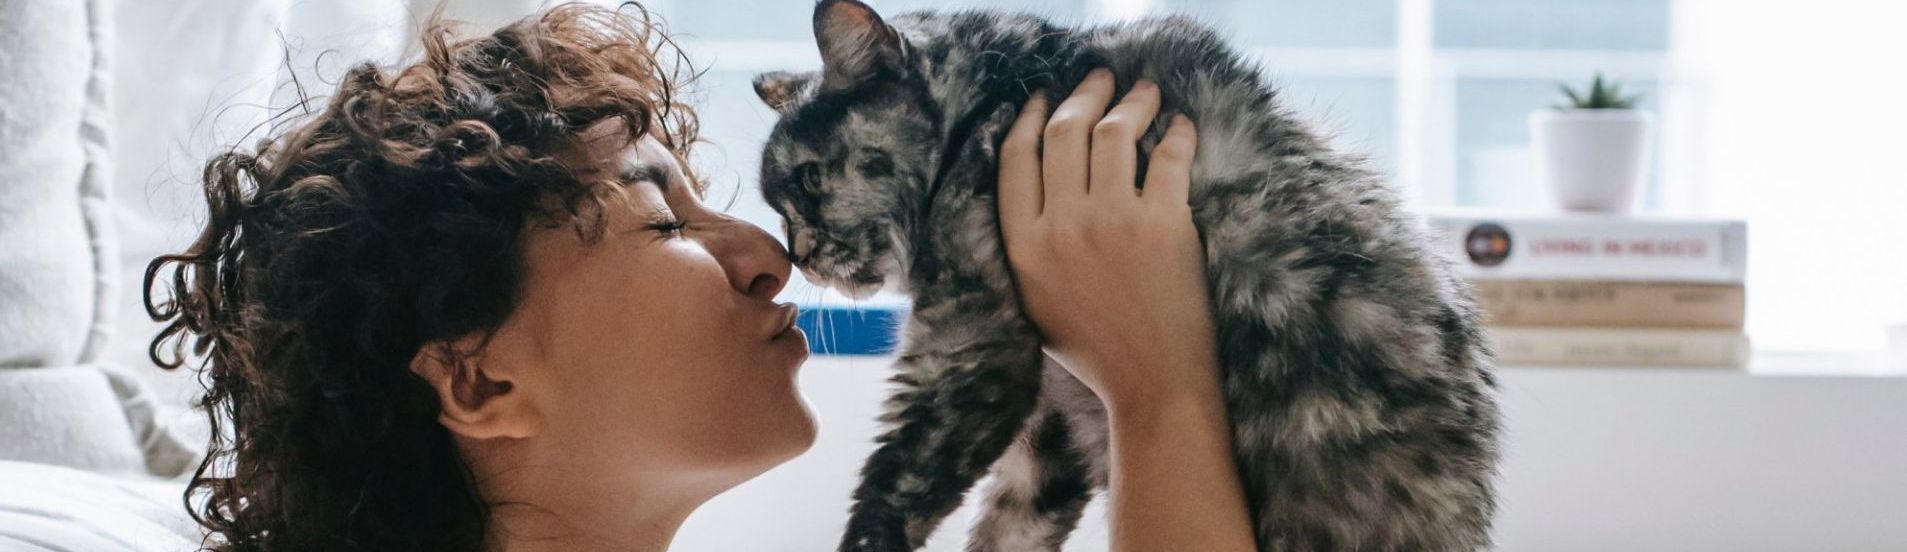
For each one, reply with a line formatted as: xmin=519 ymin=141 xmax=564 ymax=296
xmin=1530 ymin=73 xmax=1651 ymax=213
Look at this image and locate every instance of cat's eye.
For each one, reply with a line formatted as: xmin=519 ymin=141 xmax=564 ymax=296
xmin=856 ymin=150 xmax=895 ymax=179
xmin=795 ymin=162 xmax=822 ymax=190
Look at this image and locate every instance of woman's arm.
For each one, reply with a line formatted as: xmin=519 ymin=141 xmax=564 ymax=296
xmin=997 ymin=68 xmax=1256 ymax=552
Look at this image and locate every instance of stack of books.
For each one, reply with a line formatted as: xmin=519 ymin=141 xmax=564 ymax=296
xmin=1427 ymin=212 xmax=1750 ymax=368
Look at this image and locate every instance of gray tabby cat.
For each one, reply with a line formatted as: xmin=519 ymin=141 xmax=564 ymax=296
xmin=753 ymin=1 xmax=1500 ymax=550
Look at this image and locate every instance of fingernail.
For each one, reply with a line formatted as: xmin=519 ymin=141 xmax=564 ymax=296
xmin=1134 ymin=79 xmax=1158 ymax=92
xmin=1089 ymin=68 xmax=1112 ymax=80
xmin=1173 ymin=114 xmax=1193 ymax=128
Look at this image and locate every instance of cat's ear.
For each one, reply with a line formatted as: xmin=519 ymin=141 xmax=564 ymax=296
xmin=813 ymin=0 xmax=905 ymax=91
xmin=754 ymin=71 xmax=815 ymax=111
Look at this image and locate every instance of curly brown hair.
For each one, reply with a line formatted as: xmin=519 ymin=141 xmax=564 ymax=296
xmin=142 ymin=4 xmax=699 ymax=550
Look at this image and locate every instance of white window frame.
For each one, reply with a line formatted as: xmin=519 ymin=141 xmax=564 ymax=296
xmin=662 ymin=0 xmax=1671 ymax=209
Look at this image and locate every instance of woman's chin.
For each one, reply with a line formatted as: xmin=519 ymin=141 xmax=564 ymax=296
xmin=756 ymin=397 xmax=820 ymax=469
xmin=770 ymin=372 xmax=821 ymax=460
xmin=699 ymin=398 xmax=817 ymax=481
xmin=786 ymin=404 xmax=819 ymax=459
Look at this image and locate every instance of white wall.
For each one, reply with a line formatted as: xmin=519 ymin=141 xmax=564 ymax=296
xmin=1666 ymin=0 xmax=1907 ymax=351
xmin=676 ymin=356 xmax=1907 ymax=551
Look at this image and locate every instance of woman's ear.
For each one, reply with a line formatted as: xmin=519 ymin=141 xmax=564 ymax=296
xmin=410 ymin=339 xmax=539 ymax=441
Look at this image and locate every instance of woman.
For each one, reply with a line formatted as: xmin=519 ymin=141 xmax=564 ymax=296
xmin=146 ymin=4 xmax=1252 ymax=551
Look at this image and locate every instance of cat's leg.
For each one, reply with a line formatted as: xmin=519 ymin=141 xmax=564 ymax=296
xmin=1212 ymin=288 xmax=1499 ymax=551
xmin=1043 ymin=356 xmax=1110 ymax=489
xmin=840 ymin=102 xmax=1045 ymax=552
xmin=966 ymin=362 xmax=1098 ymax=552
xmin=840 ymin=306 xmax=1043 ymax=552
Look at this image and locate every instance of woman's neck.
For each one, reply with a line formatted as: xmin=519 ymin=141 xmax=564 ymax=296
xmin=468 ymin=440 xmax=725 ymax=552
xmin=484 ymin=497 xmax=693 ymax=552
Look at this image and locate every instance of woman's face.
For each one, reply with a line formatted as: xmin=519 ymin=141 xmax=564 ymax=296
xmin=486 ymin=121 xmax=814 ymax=486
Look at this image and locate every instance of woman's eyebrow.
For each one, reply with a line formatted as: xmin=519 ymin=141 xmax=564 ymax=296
xmin=618 ymin=160 xmax=673 ymax=192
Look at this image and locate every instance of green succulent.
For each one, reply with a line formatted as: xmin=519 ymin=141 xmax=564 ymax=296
xmin=1556 ymin=72 xmax=1642 ymax=110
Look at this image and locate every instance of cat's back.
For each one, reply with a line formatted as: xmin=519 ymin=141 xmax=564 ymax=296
xmin=1077 ymin=16 xmax=1290 ymax=126
xmin=1080 ymin=16 xmax=1250 ymax=81
xmin=1072 ymin=16 xmax=1477 ymax=350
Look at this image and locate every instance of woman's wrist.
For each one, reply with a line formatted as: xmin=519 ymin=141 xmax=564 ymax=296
xmin=1106 ymin=391 xmax=1229 ymax=456
xmin=1086 ymin=350 xmax=1226 ymax=424
xmin=1097 ymin=353 xmax=1256 ymax=552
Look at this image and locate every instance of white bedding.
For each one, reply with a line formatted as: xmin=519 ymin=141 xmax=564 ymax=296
xmin=0 ymin=461 xmax=199 ymax=552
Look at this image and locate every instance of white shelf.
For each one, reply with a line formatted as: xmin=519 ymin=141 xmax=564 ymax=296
xmin=1504 ymin=350 xmax=1906 ymax=378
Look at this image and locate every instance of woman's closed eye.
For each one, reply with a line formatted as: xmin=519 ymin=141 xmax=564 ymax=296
xmin=647 ymin=212 xmax=689 ymax=236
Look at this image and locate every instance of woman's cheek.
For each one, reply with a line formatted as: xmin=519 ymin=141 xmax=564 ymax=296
xmin=624 ymin=231 xmax=816 ymax=467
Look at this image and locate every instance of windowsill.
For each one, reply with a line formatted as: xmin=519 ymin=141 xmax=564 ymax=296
xmin=1504 ymin=350 xmax=1907 ymax=378
xmin=796 ymin=305 xmax=1906 ymax=377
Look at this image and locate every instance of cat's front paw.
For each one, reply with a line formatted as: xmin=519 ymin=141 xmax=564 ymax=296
xmin=839 ymin=513 xmax=915 ymax=552
xmin=838 ymin=531 xmax=912 ymax=552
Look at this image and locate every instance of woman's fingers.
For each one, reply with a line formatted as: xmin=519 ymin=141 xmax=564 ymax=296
xmin=1088 ymin=80 xmax=1161 ymax=202
xmin=999 ymin=93 xmax=1049 ymax=229
xmin=1143 ymin=115 xmax=1198 ymax=207
xmin=1042 ymin=68 xmax=1115 ymax=202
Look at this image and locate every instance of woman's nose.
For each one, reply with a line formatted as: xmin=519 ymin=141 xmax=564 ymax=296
xmin=706 ymin=215 xmax=793 ymax=301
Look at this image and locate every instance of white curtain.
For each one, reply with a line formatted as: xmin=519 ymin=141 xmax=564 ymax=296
xmin=1666 ymin=0 xmax=1907 ymax=351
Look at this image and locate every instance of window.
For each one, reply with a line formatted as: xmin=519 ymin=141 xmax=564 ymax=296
xmin=647 ymin=0 xmax=1905 ymax=354
xmin=111 ymin=0 xmax=1907 ymax=374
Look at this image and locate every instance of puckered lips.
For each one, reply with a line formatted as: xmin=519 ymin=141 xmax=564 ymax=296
xmin=770 ymin=302 xmax=801 ymax=340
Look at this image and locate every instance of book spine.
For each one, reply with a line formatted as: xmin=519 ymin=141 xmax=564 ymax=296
xmin=796 ymin=306 xmax=902 ymax=355
xmin=1428 ymin=216 xmax=1748 ymax=284
xmin=1488 ymin=327 xmax=1750 ymax=367
xmin=1472 ymin=281 xmax=1745 ymax=328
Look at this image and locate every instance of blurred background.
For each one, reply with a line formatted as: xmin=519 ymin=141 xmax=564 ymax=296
xmin=107 ymin=0 xmax=1906 ymax=382
xmin=4 ymin=0 xmax=1905 ymax=550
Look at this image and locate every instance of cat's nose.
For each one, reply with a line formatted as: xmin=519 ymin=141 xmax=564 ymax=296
xmin=788 ymin=227 xmax=816 ymax=263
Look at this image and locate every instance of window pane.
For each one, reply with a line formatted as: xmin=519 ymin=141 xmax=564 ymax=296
xmin=1162 ymin=0 xmax=1395 ymax=48
xmin=658 ymin=2 xmax=811 ymax=41
xmin=1435 ymin=0 xmax=1670 ymax=50
xmin=662 ymin=1 xmax=1403 ymax=305
xmin=660 ymin=0 xmax=1088 ymax=40
xmin=1452 ymin=77 xmax=1661 ymax=210
xmin=873 ymin=0 xmax=1088 ymax=21
xmin=1278 ymin=76 xmax=1397 ymax=178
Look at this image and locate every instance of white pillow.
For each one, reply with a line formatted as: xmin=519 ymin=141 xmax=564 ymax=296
xmin=0 ymin=0 xmax=183 ymax=477
xmin=0 ymin=460 xmax=200 ymax=551
xmin=0 ymin=366 xmax=146 ymax=475
xmin=0 ymin=0 xmax=116 ymax=369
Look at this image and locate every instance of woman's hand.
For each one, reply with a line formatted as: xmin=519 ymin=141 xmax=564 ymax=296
xmin=997 ymin=69 xmax=1256 ymax=552
xmin=996 ymin=68 xmax=1216 ymax=412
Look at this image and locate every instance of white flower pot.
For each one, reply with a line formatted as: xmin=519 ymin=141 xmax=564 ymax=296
xmin=1529 ymin=109 xmax=1652 ymax=213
